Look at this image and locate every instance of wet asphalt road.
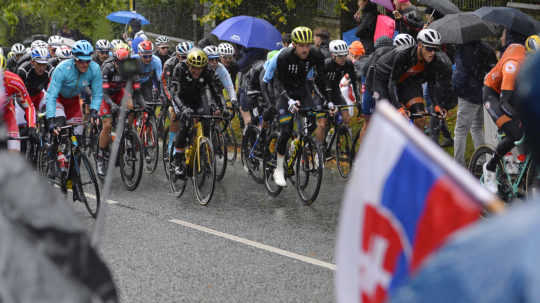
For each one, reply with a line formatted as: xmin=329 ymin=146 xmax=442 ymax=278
xmin=72 ymin=158 xmax=348 ymax=302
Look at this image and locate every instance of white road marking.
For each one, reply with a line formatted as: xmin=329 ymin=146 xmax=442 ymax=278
xmin=56 ymin=186 xmax=117 ymax=205
xmin=169 ymin=218 xmax=336 ymax=271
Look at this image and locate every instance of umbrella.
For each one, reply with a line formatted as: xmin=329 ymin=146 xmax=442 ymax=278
xmin=390 ymin=200 xmax=540 ymax=303
xmin=106 ymin=10 xmax=150 ymax=25
xmin=429 ymin=12 xmax=497 ymax=44
xmin=474 ymin=7 xmax=539 ymax=37
xmin=417 ymin=0 xmax=460 ymax=15
xmin=370 ymin=0 xmax=394 ymax=12
xmin=342 ymin=27 xmax=359 ymax=45
xmin=211 ymin=16 xmax=281 ymax=50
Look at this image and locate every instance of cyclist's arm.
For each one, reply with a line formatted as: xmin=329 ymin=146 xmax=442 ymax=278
xmin=263 ymin=51 xmax=281 ymax=83
xmin=89 ymin=63 xmax=104 ymax=113
xmin=273 ymin=54 xmax=293 ymax=102
xmin=6 ymin=74 xmax=36 ymax=128
xmin=152 ymin=56 xmax=163 ymax=89
xmin=387 ymin=52 xmax=408 ymax=108
xmin=499 ymin=60 xmax=519 ymax=115
xmin=215 ymin=63 xmax=237 ymax=101
xmin=347 ymin=62 xmax=361 ymax=102
xmin=45 ymin=67 xmax=64 ymax=119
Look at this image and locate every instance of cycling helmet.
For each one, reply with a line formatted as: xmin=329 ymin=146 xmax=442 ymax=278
xmin=95 ymin=39 xmax=112 ymax=52
xmin=155 ymin=35 xmax=169 ymax=47
xmin=56 ymin=45 xmax=72 ymax=59
xmin=176 ymin=41 xmax=193 ymax=55
xmin=72 ymin=40 xmax=94 ymax=60
xmin=134 ymin=30 xmax=146 ymax=38
xmin=349 ymin=41 xmax=365 ymax=56
xmin=11 ymin=43 xmax=25 ymax=55
xmin=111 ymin=39 xmax=123 ymax=49
xmin=113 ymin=48 xmax=130 ymax=61
xmin=329 ymin=40 xmax=349 ymax=56
xmin=394 ymin=33 xmax=416 ymax=50
xmin=0 ymin=55 xmax=5 ymax=70
xmin=47 ymin=35 xmax=63 ymax=47
xmin=267 ymin=50 xmax=279 ymax=61
xmin=203 ymin=45 xmax=219 ymax=59
xmin=31 ymin=47 xmax=50 ymax=64
xmin=137 ymin=40 xmax=154 ymax=55
xmin=291 ymin=26 xmax=314 ymax=44
xmin=31 ymin=40 xmax=48 ymax=50
xmin=6 ymin=51 xmax=13 ymax=60
xmin=525 ymin=35 xmax=540 ymax=53
xmin=186 ymin=48 xmax=208 ymax=68
xmin=114 ymin=42 xmax=131 ymax=52
xmin=218 ymin=43 xmax=235 ymax=56
xmin=417 ymin=29 xmax=442 ymax=47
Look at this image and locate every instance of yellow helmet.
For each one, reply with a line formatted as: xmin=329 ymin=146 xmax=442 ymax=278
xmin=186 ymin=48 xmax=208 ymax=68
xmin=114 ymin=42 xmax=131 ymax=52
xmin=291 ymin=26 xmax=313 ymax=44
xmin=7 ymin=51 xmax=14 ymax=60
xmin=525 ymin=34 xmax=540 ymax=53
xmin=0 ymin=55 xmax=5 ymax=70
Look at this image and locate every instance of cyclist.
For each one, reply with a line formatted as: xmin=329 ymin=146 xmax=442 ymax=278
xmin=132 ymin=40 xmax=162 ymax=107
xmin=169 ymin=48 xmax=221 ymax=178
xmin=15 ymin=40 xmax=48 ymax=72
xmin=93 ymin=39 xmax=112 ymax=67
xmin=203 ymin=45 xmax=237 ymax=111
xmin=2 ymin=56 xmax=37 ymax=152
xmin=481 ymin=35 xmax=538 ymax=193
xmin=49 ymin=45 xmax=72 ymax=69
xmin=47 ymin=35 xmax=63 ymax=57
xmin=6 ymin=43 xmax=26 ymax=72
xmin=96 ymin=47 xmax=140 ymax=176
xmin=17 ymin=47 xmax=52 ymax=112
xmin=45 ymin=40 xmax=102 ymax=177
xmin=154 ymin=35 xmax=172 ymax=65
xmin=218 ymin=43 xmax=238 ymax=86
xmin=372 ymin=29 xmax=451 ymax=128
xmin=270 ymin=26 xmax=327 ymax=187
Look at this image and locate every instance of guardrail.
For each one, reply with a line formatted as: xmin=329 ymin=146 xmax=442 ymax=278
xmin=144 ymin=32 xmax=192 ymax=43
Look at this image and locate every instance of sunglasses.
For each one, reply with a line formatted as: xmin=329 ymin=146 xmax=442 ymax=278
xmin=75 ymin=59 xmax=91 ymax=64
xmin=142 ymin=55 xmax=153 ymax=59
xmin=179 ymin=55 xmax=187 ymax=60
xmin=424 ymin=46 xmax=439 ymax=53
xmin=98 ymin=51 xmax=109 ymax=55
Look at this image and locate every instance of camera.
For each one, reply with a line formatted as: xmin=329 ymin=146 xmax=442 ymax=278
xmin=119 ymin=57 xmax=138 ymax=78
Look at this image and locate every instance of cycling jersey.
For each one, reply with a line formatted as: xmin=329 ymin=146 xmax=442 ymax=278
xmin=16 ymin=61 xmax=52 ymax=97
xmin=15 ymin=53 xmax=31 ymax=72
xmin=45 ymin=58 xmax=103 ymax=119
xmin=484 ymin=44 xmax=526 ymax=95
xmin=154 ymin=50 xmax=172 ymax=65
xmin=3 ymin=71 xmax=36 ymax=128
xmin=162 ymin=56 xmax=180 ymax=101
xmin=364 ymin=45 xmax=394 ymax=93
xmin=322 ymin=57 xmax=360 ymax=104
xmin=6 ymin=56 xmax=19 ymax=73
xmin=213 ymin=62 xmax=237 ymax=101
xmin=132 ymin=54 xmax=163 ymax=87
xmin=223 ymin=62 xmax=239 ymax=88
xmin=170 ymin=63 xmax=220 ymax=114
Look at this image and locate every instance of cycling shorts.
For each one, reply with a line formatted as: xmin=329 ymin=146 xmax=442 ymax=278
xmin=54 ymin=95 xmax=83 ymax=124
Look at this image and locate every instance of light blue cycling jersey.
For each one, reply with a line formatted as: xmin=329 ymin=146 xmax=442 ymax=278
xmin=132 ymin=54 xmax=162 ymax=87
xmin=263 ymin=47 xmax=314 ymax=83
xmin=45 ymin=59 xmax=103 ymax=119
xmin=214 ymin=62 xmax=237 ymax=100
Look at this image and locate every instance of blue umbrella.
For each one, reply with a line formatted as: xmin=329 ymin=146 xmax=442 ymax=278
xmin=211 ymin=16 xmax=281 ymax=50
xmin=342 ymin=27 xmax=359 ymax=45
xmin=106 ymin=11 xmax=150 ymax=25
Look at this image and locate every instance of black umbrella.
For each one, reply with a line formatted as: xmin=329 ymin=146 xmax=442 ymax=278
xmin=416 ymin=0 xmax=460 ymax=15
xmin=429 ymin=12 xmax=497 ymax=44
xmin=474 ymin=6 xmax=540 ymax=37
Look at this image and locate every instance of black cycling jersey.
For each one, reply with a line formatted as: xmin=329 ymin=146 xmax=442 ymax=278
xmin=223 ymin=61 xmax=239 ymax=88
xmin=16 ymin=60 xmax=52 ymax=96
xmin=6 ymin=56 xmax=18 ymax=72
xmin=244 ymin=60 xmax=265 ymax=93
xmin=162 ymin=56 xmax=180 ymax=100
xmin=364 ymin=45 xmax=394 ymax=93
xmin=274 ymin=46 xmax=326 ymax=102
xmin=322 ymin=57 xmax=360 ymax=101
xmin=170 ymin=63 xmax=220 ymax=113
xmin=101 ymin=58 xmax=130 ymax=96
xmin=15 ymin=53 xmax=32 ymax=72
xmin=154 ymin=50 xmax=172 ymax=65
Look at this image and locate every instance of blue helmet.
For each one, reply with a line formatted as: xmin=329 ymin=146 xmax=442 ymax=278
xmin=516 ymin=53 xmax=540 ymax=158
xmin=31 ymin=47 xmax=50 ymax=64
xmin=176 ymin=41 xmax=194 ymax=56
xmin=72 ymin=40 xmax=94 ymax=60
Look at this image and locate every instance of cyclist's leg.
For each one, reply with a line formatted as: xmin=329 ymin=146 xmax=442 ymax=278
xmin=398 ymin=81 xmax=426 ymax=129
xmin=4 ymin=102 xmax=20 ymax=152
xmin=274 ymin=97 xmax=293 ymax=186
xmin=239 ymin=87 xmax=252 ymax=128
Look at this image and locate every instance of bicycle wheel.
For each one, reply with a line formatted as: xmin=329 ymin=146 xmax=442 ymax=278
xmin=296 ymin=137 xmax=324 ymax=205
xmin=168 ymin=146 xmax=188 ymax=198
xmin=211 ymin=125 xmax=228 ymax=181
xmin=193 ymin=137 xmax=216 ymax=205
xmin=336 ymin=126 xmax=353 ymax=179
xmin=263 ymin=132 xmax=283 ymax=197
xmin=241 ymin=125 xmax=264 ymax=184
xmin=468 ymin=145 xmax=511 ymax=201
xmin=142 ymin=116 xmax=159 ymax=174
xmin=119 ymin=128 xmax=144 ymax=191
xmin=73 ymin=152 xmax=101 ymax=218
xmin=162 ymin=126 xmax=171 ymax=180
xmin=225 ymin=123 xmax=238 ymax=163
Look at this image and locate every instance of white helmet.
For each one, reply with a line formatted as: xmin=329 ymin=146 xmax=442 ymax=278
xmin=134 ymin=30 xmax=145 ymax=38
xmin=31 ymin=40 xmax=48 ymax=50
xmin=48 ymin=35 xmax=63 ymax=47
xmin=95 ymin=39 xmax=112 ymax=51
xmin=111 ymin=39 xmax=123 ymax=49
xmin=56 ymin=45 xmax=72 ymax=60
xmin=417 ymin=29 xmax=442 ymax=47
xmin=31 ymin=47 xmax=50 ymax=64
xmin=329 ymin=40 xmax=349 ymax=56
xmin=155 ymin=35 xmax=169 ymax=46
xmin=203 ymin=45 xmax=219 ymax=59
xmin=176 ymin=41 xmax=194 ymax=55
xmin=393 ymin=34 xmax=416 ymax=50
xmin=11 ymin=43 xmax=26 ymax=55
xmin=218 ymin=42 xmax=235 ymax=56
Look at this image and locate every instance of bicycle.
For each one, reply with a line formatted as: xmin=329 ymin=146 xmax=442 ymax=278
xmin=41 ymin=123 xmax=101 ymax=218
xmin=263 ymin=107 xmax=324 ymax=205
xmin=208 ymin=108 xmax=230 ymax=181
xmin=469 ymin=134 xmax=537 ymax=202
xmin=134 ymin=99 xmax=160 ymax=174
xmin=321 ymin=105 xmax=355 ymax=179
xmin=165 ymin=113 xmax=217 ymax=206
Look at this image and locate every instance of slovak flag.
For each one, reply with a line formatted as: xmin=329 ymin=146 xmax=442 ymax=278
xmin=335 ymin=101 xmax=502 ymax=303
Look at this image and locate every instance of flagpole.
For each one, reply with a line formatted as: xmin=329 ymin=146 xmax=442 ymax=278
xmin=372 ymin=101 xmax=505 ymax=213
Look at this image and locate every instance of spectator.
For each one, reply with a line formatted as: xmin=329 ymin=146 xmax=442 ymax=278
xmin=354 ymin=0 xmax=377 ymax=55
xmin=281 ymin=33 xmax=292 ymax=48
xmin=452 ymin=40 xmax=497 ymax=166
xmin=392 ymin=0 xmax=424 ymax=37
xmin=314 ymin=28 xmax=331 ymax=58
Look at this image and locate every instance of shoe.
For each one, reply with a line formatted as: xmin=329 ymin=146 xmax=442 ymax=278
xmin=273 ymin=167 xmax=287 ymax=187
xmin=482 ymin=162 xmax=498 ymax=194
xmin=96 ymin=156 xmax=106 ymax=177
xmin=173 ymin=153 xmax=186 ymax=179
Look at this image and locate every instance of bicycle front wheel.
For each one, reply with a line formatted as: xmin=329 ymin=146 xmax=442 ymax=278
xmin=193 ymin=137 xmax=216 ymax=206
xmin=296 ymin=137 xmax=324 ymax=205
xmin=142 ymin=116 xmax=159 ymax=174
xmin=263 ymin=132 xmax=283 ymax=197
xmin=225 ymin=123 xmax=238 ymax=163
xmin=74 ymin=152 xmax=101 ymax=218
xmin=211 ymin=125 xmax=228 ymax=181
xmin=336 ymin=126 xmax=353 ymax=179
xmin=241 ymin=125 xmax=264 ymax=184
xmin=120 ymin=129 xmax=144 ymax=191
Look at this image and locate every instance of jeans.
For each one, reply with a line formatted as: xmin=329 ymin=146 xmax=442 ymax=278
xmin=454 ymin=97 xmax=484 ymax=166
